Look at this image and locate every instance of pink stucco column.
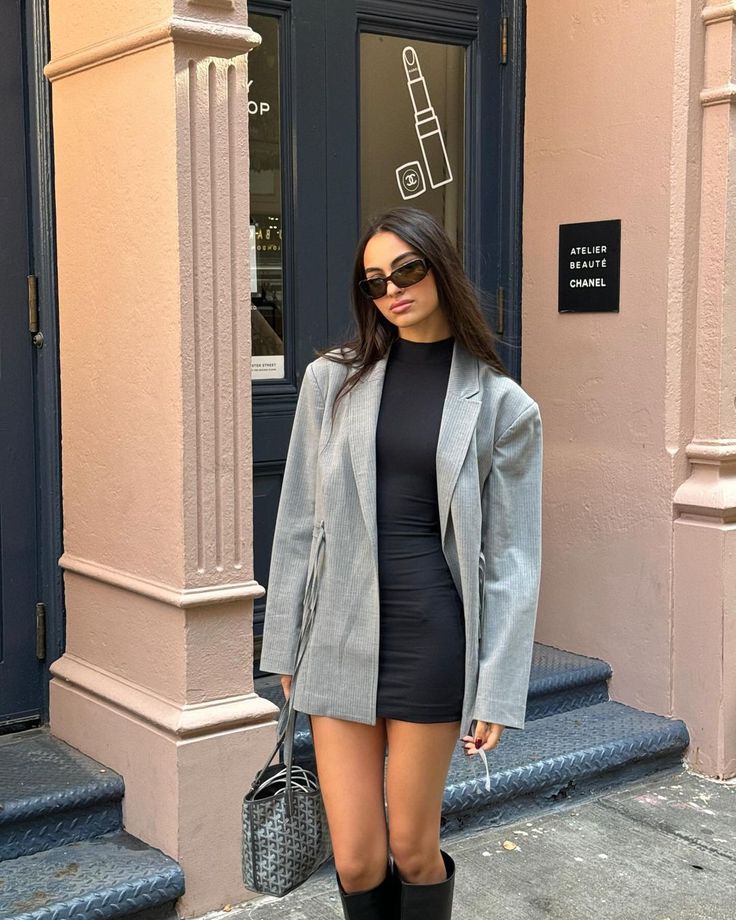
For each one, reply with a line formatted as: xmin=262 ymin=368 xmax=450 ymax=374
xmin=45 ymin=2 xmax=277 ymax=913
xmin=672 ymin=1 xmax=736 ymax=780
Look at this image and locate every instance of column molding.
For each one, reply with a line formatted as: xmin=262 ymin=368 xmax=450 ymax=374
xmin=45 ymin=15 xmax=260 ymax=82
xmin=51 ymin=654 xmax=276 ymax=738
xmin=58 ymin=552 xmax=264 ymax=606
xmin=177 ymin=50 xmax=260 ymax=589
xmin=701 ymin=1 xmax=736 ymax=26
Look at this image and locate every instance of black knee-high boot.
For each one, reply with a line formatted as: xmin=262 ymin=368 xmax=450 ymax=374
xmin=336 ymin=859 xmax=401 ymax=920
xmin=396 ymin=849 xmax=455 ymax=919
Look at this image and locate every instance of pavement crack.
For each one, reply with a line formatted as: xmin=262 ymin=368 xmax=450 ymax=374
xmin=598 ymin=798 xmax=736 ymax=864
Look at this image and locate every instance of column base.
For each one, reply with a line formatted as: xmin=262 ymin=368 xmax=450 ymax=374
xmin=673 ymin=442 xmax=736 ymax=779
xmin=50 ymin=658 xmax=280 ymax=917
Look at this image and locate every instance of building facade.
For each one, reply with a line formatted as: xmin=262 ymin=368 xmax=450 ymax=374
xmin=1 ymin=0 xmax=734 ymax=914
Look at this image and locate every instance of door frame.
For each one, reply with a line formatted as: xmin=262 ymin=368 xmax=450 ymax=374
xmin=23 ymin=0 xmax=64 ymax=722
xmin=325 ymin=0 xmax=526 ymax=379
xmin=497 ymin=0 xmax=526 ymax=382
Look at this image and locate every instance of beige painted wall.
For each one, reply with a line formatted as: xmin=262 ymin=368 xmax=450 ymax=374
xmin=522 ymin=2 xmax=701 ymax=716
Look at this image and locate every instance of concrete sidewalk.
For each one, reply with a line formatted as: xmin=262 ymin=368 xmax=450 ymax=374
xmin=205 ymin=765 xmax=736 ymax=920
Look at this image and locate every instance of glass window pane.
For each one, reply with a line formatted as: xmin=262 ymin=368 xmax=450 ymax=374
xmin=360 ymin=34 xmax=465 ymax=251
xmin=248 ymin=14 xmax=285 ymax=380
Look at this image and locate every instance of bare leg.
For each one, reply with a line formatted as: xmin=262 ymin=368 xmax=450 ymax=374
xmin=384 ymin=718 xmax=461 ymax=884
xmin=309 ymin=714 xmax=389 ymax=893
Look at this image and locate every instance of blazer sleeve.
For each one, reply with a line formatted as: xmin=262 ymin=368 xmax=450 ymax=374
xmin=258 ymin=363 xmax=326 ymax=676
xmin=473 ymin=400 xmax=543 ymax=730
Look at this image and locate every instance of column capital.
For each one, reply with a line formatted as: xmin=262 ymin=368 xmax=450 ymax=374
xmin=45 ymin=15 xmax=260 ymax=82
xmin=702 ymin=2 xmax=736 ymax=26
xmin=673 ymin=452 xmax=736 ymax=522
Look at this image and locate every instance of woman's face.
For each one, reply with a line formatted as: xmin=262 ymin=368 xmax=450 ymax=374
xmin=362 ymin=231 xmax=446 ymax=338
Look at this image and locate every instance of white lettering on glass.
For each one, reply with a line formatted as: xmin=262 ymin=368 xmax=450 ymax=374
xmin=246 ymin=80 xmax=270 ymax=116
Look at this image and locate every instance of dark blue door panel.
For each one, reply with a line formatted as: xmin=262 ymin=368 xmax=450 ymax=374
xmin=0 ymin=0 xmax=42 ymax=725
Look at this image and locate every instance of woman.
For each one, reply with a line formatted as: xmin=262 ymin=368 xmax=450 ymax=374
xmin=259 ymin=206 xmax=543 ymax=920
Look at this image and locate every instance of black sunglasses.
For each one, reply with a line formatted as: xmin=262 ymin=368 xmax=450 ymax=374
xmin=358 ymin=257 xmax=431 ymax=299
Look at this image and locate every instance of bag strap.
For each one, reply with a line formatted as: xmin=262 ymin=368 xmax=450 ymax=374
xmin=250 ymin=524 xmax=325 ymax=817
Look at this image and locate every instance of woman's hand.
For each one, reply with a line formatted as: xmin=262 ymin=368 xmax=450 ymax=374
xmin=280 ymin=674 xmax=293 ymax=701
xmin=462 ymin=720 xmax=504 ymax=756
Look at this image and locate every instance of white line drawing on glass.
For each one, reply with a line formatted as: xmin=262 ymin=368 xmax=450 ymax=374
xmin=398 ymin=45 xmax=453 ymax=198
xmin=395 ymin=160 xmax=426 ymax=199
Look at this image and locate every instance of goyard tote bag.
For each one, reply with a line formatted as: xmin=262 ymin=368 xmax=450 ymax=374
xmin=242 ymin=529 xmax=332 ymax=897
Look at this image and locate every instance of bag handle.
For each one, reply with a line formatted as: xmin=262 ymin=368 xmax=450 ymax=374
xmin=250 ymin=522 xmax=325 ymax=817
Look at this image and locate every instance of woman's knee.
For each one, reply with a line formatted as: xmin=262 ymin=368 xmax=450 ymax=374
xmin=334 ymin=846 xmax=390 ymax=893
xmin=388 ymin=826 xmax=440 ymax=872
xmin=327 ymin=783 xmax=389 ymax=891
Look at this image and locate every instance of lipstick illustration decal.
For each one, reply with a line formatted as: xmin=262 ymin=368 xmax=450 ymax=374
xmin=396 ymin=46 xmax=454 ymax=200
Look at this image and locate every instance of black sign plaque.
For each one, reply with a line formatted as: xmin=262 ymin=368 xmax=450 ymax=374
xmin=558 ymin=219 xmax=620 ymax=313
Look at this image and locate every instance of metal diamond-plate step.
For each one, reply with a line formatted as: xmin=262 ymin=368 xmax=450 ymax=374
xmin=440 ymin=700 xmax=689 ymax=833
xmin=525 ymin=643 xmax=611 ymax=720
xmin=0 ymin=831 xmax=185 ymax=920
xmin=256 ymin=642 xmax=613 ymax=761
xmin=0 ymin=730 xmax=124 ymax=860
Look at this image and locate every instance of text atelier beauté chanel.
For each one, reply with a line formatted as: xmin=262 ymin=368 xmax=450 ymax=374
xmin=567 ymin=244 xmax=609 ymax=288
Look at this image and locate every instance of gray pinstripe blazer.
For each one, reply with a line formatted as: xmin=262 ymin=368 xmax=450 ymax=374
xmin=259 ymin=337 xmax=543 ymax=737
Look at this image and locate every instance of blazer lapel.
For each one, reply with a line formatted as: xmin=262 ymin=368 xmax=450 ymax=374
xmin=347 ymin=348 xmax=387 ymax=562
xmin=347 ymin=338 xmax=481 ymax=560
xmin=436 ymin=343 xmax=481 ymax=547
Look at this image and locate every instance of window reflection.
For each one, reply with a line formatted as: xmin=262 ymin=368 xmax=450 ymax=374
xmin=248 ymin=14 xmax=284 ymax=380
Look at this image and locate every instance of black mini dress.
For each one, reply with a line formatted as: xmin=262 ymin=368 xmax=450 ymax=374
xmin=374 ymin=334 xmax=466 ymax=722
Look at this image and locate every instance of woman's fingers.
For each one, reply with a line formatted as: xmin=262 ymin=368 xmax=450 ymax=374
xmin=481 ymin=722 xmax=504 ymax=751
xmin=461 ymin=727 xmax=486 ymax=755
xmin=461 ymin=722 xmax=505 ymax=754
xmin=460 ymin=734 xmax=477 ymax=755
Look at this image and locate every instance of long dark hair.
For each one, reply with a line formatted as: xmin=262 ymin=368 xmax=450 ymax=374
xmin=315 ymin=206 xmax=509 ymax=417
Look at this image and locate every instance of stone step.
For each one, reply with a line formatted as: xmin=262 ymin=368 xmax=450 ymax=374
xmin=0 ymin=729 xmax=124 ymax=861
xmin=257 ymin=642 xmax=613 ymax=761
xmin=439 ymin=700 xmax=689 ymax=834
xmin=0 ymin=831 xmax=184 ymax=920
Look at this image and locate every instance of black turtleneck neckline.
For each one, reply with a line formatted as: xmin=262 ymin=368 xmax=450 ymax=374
xmin=389 ymin=335 xmax=454 ymax=365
